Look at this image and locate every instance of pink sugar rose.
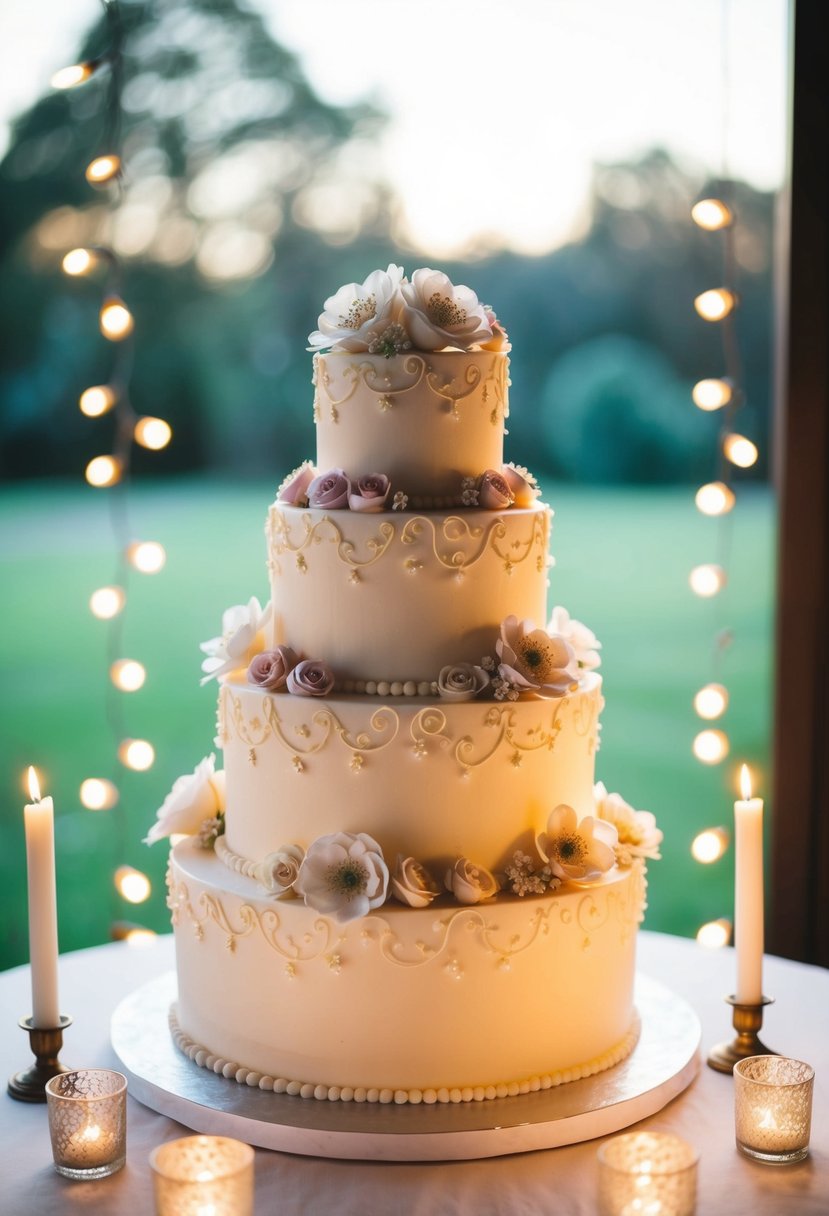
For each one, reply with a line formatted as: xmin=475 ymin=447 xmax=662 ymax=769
xmin=478 ymin=469 xmax=515 ymax=510
xmin=247 ymin=645 xmax=299 ymax=690
xmin=277 ymin=463 xmax=316 ymax=506
xmin=349 ymin=473 xmax=391 ymax=512
xmin=501 ymin=463 xmax=539 ymax=508
xmin=308 ymin=468 xmax=351 ymax=509
xmin=286 ymin=658 xmax=335 ymax=697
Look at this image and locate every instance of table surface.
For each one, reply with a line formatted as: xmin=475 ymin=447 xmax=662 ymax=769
xmin=0 ymin=931 xmax=826 ymax=1215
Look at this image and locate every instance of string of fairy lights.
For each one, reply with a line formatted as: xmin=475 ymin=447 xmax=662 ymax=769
xmin=50 ymin=1 xmax=172 ymax=942
xmin=686 ymin=190 xmax=761 ymax=949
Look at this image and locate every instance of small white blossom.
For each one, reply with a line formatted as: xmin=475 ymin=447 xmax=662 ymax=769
xmin=368 ymin=323 xmax=412 ymax=358
xmin=294 ymin=831 xmax=389 ymax=923
xmin=547 ymin=606 xmax=602 ymax=673
xmin=200 ymin=598 xmax=272 ymax=684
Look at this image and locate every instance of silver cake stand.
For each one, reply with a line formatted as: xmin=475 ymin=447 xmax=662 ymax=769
xmin=111 ymin=971 xmax=700 ymax=1161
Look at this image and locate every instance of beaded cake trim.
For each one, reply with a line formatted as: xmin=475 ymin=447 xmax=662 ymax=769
xmin=169 ymin=1003 xmax=641 ymax=1105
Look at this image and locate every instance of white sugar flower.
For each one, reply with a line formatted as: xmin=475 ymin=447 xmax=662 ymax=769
xmin=307 ymin=264 xmax=405 ymax=353
xmin=399 ymin=268 xmax=493 ymax=351
xmin=547 ymin=606 xmax=602 ymax=673
xmin=200 ymin=597 xmax=272 ymax=684
xmin=145 ymin=755 xmax=225 ymax=845
xmin=445 ymin=856 xmax=499 ymax=904
xmin=294 ymin=831 xmax=389 ymax=923
xmin=496 ymin=615 xmax=579 ymax=696
xmin=258 ymin=844 xmax=305 ymax=898
xmin=536 ymin=803 xmax=618 ymax=883
xmin=594 ymin=782 xmax=662 ymax=865
xmin=390 ymin=855 xmax=441 ymax=908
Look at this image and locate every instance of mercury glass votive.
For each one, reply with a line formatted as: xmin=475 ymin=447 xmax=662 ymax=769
xmin=597 ymin=1130 xmax=699 ymax=1215
xmin=734 ymin=1055 xmax=814 ymax=1164
xmin=150 ymin=1135 xmax=254 ymax=1216
xmin=45 ymin=1068 xmax=127 ymax=1179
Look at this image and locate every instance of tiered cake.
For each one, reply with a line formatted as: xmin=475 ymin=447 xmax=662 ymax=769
xmin=149 ymin=265 xmax=662 ymax=1105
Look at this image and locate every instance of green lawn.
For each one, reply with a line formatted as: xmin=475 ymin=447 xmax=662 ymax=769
xmin=0 ymin=478 xmax=774 ymax=971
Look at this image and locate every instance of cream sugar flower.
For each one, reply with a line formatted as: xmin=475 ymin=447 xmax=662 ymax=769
xmin=294 ymin=831 xmax=389 ymax=923
xmin=536 ymin=803 xmax=618 ymax=883
xmin=594 ymin=782 xmax=662 ymax=865
xmin=547 ymin=606 xmax=602 ymax=672
xmin=200 ymin=597 xmax=272 ymax=685
xmin=307 ymin=264 xmax=404 ymax=353
xmin=145 ymin=754 xmax=225 ymax=845
xmin=496 ymin=615 xmax=579 ymax=696
xmin=399 ymin=267 xmax=493 ymax=351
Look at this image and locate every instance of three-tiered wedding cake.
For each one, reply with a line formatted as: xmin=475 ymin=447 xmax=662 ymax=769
xmin=149 ymin=266 xmax=662 ymax=1105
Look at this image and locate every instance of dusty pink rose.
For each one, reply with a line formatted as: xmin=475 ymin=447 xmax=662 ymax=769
xmin=247 ymin=645 xmax=298 ymax=690
xmin=308 ymin=468 xmax=351 ymax=509
xmin=286 ymin=659 xmax=335 ymax=697
xmin=349 ymin=473 xmax=391 ymax=512
xmin=478 ymin=469 xmax=515 ymax=510
xmin=436 ymin=663 xmax=490 ymax=702
xmin=278 ymin=463 xmax=316 ymax=506
xmin=501 ymin=463 xmax=539 ymax=508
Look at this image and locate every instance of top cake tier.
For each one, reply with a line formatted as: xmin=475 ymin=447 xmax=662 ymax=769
xmin=313 ymin=351 xmax=509 ymax=501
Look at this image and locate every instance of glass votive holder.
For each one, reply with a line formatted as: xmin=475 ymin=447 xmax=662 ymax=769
xmin=597 ymin=1130 xmax=699 ymax=1215
xmin=45 ymin=1068 xmax=127 ymax=1180
xmin=149 ymin=1134 xmax=254 ymax=1216
xmin=734 ymin=1055 xmax=814 ymax=1164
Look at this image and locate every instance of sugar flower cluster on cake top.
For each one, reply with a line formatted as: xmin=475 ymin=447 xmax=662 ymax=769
xmin=307 ymin=265 xmax=509 ymax=355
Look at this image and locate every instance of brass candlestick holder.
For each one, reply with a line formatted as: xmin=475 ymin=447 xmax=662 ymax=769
xmin=707 ymin=995 xmax=776 ymax=1073
xmin=8 ymin=1014 xmax=73 ymax=1102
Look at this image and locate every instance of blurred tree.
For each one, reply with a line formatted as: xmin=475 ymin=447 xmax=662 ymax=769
xmin=0 ymin=0 xmax=391 ymax=479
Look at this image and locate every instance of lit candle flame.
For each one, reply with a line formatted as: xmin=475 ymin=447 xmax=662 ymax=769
xmin=27 ymin=766 xmax=42 ymax=803
xmin=740 ymin=764 xmax=752 ymax=801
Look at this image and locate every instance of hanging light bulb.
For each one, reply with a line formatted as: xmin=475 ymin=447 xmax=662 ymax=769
xmin=118 ymin=739 xmax=155 ymax=771
xmin=85 ymin=154 xmax=121 ymax=185
xmin=693 ymin=682 xmax=729 ymax=719
xmin=694 ymin=288 xmax=737 ymax=322
xmin=51 ymin=61 xmax=96 ymax=89
xmin=691 ymin=199 xmax=733 ymax=231
xmin=134 ymin=417 xmax=172 ymax=451
xmin=693 ymin=728 xmax=729 ymax=764
xmin=85 ymin=455 xmax=122 ymax=488
xmin=692 ymin=378 xmax=733 ymax=411
xmin=62 ymin=247 xmax=97 ymax=276
xmin=110 ymin=659 xmax=146 ymax=692
xmin=80 ymin=778 xmax=119 ymax=811
xmin=126 ymin=540 xmax=166 ymax=573
xmin=114 ymin=865 xmax=152 ymax=904
xmin=724 ymin=433 xmax=759 ymax=469
xmin=691 ymin=826 xmax=730 ymax=863
xmin=695 ymin=481 xmax=735 ymax=517
xmin=89 ymin=585 xmax=126 ymax=619
xmin=100 ymin=297 xmax=134 ymax=341
xmin=79 ymin=385 xmax=117 ymax=417
xmin=689 ymin=564 xmax=726 ymax=597
xmin=696 ymin=918 xmax=732 ymax=949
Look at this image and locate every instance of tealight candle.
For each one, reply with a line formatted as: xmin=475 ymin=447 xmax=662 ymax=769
xmin=45 ymin=1069 xmax=127 ymax=1179
xmin=150 ymin=1135 xmax=254 ymax=1216
xmin=597 ymin=1131 xmax=698 ymax=1216
xmin=734 ymin=1056 xmax=814 ymax=1164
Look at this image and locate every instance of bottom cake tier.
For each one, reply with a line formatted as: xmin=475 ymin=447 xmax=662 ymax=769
xmin=168 ymin=839 xmax=646 ymax=1104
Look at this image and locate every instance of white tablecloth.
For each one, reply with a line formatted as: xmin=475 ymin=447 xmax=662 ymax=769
xmin=0 ymin=931 xmax=826 ymax=1214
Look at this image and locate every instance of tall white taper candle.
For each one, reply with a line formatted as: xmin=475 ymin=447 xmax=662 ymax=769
xmin=24 ymin=766 xmax=60 ymax=1027
xmin=734 ymin=764 xmax=764 ymax=1004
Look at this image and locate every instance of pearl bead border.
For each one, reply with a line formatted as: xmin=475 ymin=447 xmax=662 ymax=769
xmin=169 ymin=1004 xmax=641 ymax=1105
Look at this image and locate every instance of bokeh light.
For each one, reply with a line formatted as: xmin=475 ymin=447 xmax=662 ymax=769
xmin=62 ymin=247 xmax=96 ymax=276
xmin=724 ymin=433 xmax=759 ymax=468
xmin=689 ymin=564 xmax=726 ymax=597
xmin=86 ymin=154 xmax=122 ymax=185
xmin=85 ymin=455 xmax=122 ymax=488
xmin=695 ymin=481 xmax=735 ymax=517
xmin=692 ymin=378 xmax=733 ymax=411
xmin=126 ymin=540 xmax=166 ymax=573
xmin=79 ymin=385 xmax=117 ymax=417
xmin=99 ymin=297 xmax=134 ymax=340
xmin=89 ymin=585 xmax=126 ymax=619
xmin=696 ymin=918 xmax=732 ymax=949
xmin=691 ymin=827 xmax=730 ymax=863
xmin=134 ymin=416 xmax=172 ymax=450
xmin=118 ymin=738 xmax=155 ymax=771
xmin=80 ymin=778 xmax=119 ymax=811
xmin=693 ymin=729 xmax=730 ymax=765
xmin=110 ymin=659 xmax=146 ymax=692
xmin=694 ymin=288 xmax=737 ymax=321
xmin=693 ymin=682 xmax=729 ymax=719
xmin=114 ymin=866 xmax=152 ymax=904
xmin=691 ymin=198 xmax=733 ymax=231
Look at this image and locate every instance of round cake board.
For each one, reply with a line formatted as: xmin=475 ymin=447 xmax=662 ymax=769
xmin=111 ymin=971 xmax=700 ymax=1162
